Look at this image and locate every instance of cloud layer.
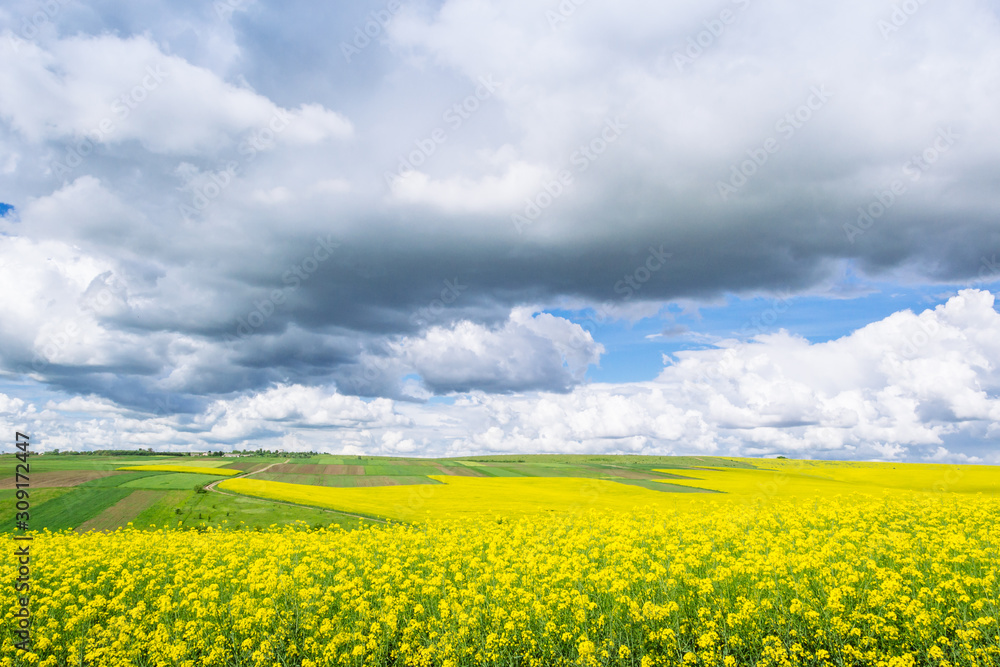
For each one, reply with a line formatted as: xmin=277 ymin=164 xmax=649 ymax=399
xmin=4 ymin=291 xmax=998 ymax=463
xmin=2 ymin=0 xmax=999 ymax=459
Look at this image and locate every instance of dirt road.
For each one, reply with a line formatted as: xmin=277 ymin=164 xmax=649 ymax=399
xmin=204 ymin=459 xmax=388 ymax=524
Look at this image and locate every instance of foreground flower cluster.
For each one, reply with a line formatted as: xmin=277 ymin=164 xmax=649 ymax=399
xmin=3 ymin=493 xmax=998 ymax=666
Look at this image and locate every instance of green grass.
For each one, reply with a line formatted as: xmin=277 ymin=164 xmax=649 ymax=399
xmin=362 ymin=465 xmax=442 ymax=476
xmin=491 ymin=465 xmax=595 ymax=477
xmin=255 ymin=473 xmax=328 ymax=486
xmin=357 ymin=475 xmax=441 ymax=487
xmin=159 ymin=459 xmax=235 ymax=468
xmin=451 ymin=454 xmax=758 ymax=469
xmin=288 ymin=455 xmax=326 ymax=464
xmin=131 ymin=490 xmax=195 ymax=529
xmin=1 ymin=455 xmax=194 ymax=472
xmin=311 ymin=455 xmax=351 ymax=464
xmin=610 ymin=478 xmax=719 ymax=493
xmin=131 ymin=488 xmax=378 ymax=531
xmin=76 ymin=490 xmax=166 ymax=532
xmin=219 ymin=457 xmax=283 ymax=466
xmin=0 ymin=487 xmax=75 ymax=507
xmin=0 ymin=454 xmax=265 ymax=471
xmin=78 ymin=471 xmax=164 ymax=487
xmin=312 ymin=456 xmax=421 ymax=466
xmin=254 ymin=473 xmax=441 ymax=488
xmin=121 ymin=473 xmax=230 ymax=490
xmin=469 ymin=465 xmax=524 ymax=477
xmin=9 ymin=487 xmax=132 ymax=531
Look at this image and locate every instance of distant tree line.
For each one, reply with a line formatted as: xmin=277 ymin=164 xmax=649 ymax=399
xmin=227 ymin=449 xmax=316 ymax=458
xmin=45 ymin=448 xmax=317 ymax=457
xmin=47 ymin=448 xmax=185 ymax=457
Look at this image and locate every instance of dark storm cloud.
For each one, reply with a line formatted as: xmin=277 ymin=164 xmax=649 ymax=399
xmin=2 ymin=0 xmax=1000 ymax=424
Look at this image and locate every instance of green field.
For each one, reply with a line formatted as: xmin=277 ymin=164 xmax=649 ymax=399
xmin=0 ymin=486 xmax=74 ymax=506
xmin=3 ymin=452 xmax=773 ymax=533
xmin=76 ymin=490 xmax=163 ymax=532
xmin=130 ymin=488 xmax=373 ymax=531
xmin=361 ymin=464 xmax=443 ymax=476
xmin=79 ymin=471 xmax=163 ymax=486
xmin=121 ymin=472 xmax=231 ymax=489
xmin=1 ymin=455 xmax=197 ymax=471
xmin=14 ymin=487 xmax=132 ymax=532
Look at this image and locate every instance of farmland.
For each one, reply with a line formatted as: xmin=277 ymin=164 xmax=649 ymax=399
xmin=2 ymin=454 xmax=998 ymax=665
xmin=2 ymin=451 xmax=998 ymax=531
xmin=219 ymin=457 xmax=1000 ymax=523
xmin=115 ymin=464 xmax=240 ymax=475
xmin=0 ymin=453 xmax=762 ymax=533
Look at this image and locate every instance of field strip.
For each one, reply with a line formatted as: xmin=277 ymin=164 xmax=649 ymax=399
xmin=11 ymin=490 xmax=1000 ymax=665
xmin=0 ymin=470 xmax=126 ymax=489
xmin=201 ymin=458 xmax=289 ymax=493
xmin=218 ymin=475 xmax=729 ymax=523
xmin=208 ymin=482 xmax=389 ymax=524
xmin=203 ymin=460 xmax=390 ymax=524
xmin=117 ymin=465 xmax=239 ymax=475
xmin=75 ymin=490 xmax=163 ymax=533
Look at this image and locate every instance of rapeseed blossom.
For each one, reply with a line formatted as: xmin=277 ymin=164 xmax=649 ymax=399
xmin=2 ymin=492 xmax=997 ymax=666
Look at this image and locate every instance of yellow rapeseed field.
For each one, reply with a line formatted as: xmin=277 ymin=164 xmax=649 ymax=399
xmin=652 ymin=462 xmax=1000 ymax=497
xmin=3 ymin=495 xmax=998 ymax=666
xmin=217 ymin=461 xmax=1000 ymax=523
xmin=116 ymin=465 xmax=240 ymax=476
xmin=219 ymin=475 xmax=699 ymax=523
xmin=3 ymin=461 xmax=998 ymax=666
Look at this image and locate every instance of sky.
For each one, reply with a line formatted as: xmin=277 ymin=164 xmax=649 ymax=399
xmin=1 ymin=0 xmax=999 ymax=463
